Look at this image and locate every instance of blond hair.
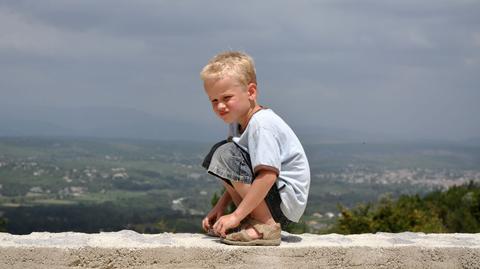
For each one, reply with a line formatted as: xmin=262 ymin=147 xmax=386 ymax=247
xmin=200 ymin=51 xmax=257 ymax=86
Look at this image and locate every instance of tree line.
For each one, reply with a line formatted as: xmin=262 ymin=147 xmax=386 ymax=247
xmin=1 ymin=181 xmax=478 ymax=235
xmin=331 ymin=181 xmax=480 ymax=234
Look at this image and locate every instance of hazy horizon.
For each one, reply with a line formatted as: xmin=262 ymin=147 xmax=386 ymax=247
xmin=1 ymin=0 xmax=479 ymax=141
xmin=1 ymin=104 xmax=479 ymax=145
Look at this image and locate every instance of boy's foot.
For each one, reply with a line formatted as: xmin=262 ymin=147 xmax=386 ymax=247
xmin=241 ymin=221 xmax=270 ymax=239
xmin=221 ymin=219 xmax=281 ymax=246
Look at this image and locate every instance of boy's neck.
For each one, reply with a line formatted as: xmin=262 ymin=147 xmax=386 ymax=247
xmin=239 ymin=105 xmax=263 ymax=132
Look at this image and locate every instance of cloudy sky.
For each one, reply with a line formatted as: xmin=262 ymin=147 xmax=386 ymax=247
xmin=1 ymin=0 xmax=479 ymax=141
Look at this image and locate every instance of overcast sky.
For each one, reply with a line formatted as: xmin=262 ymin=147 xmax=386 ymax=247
xmin=1 ymin=0 xmax=479 ymax=141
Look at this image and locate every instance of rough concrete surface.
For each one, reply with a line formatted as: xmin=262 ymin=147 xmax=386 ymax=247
xmin=1 ymin=230 xmax=480 ymax=268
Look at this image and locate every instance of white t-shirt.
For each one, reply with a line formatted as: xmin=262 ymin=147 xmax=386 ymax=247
xmin=229 ymin=108 xmax=310 ymax=222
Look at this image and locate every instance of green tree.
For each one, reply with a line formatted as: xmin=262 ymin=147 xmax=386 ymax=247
xmin=331 ymin=183 xmax=480 ymax=234
xmin=377 ymin=195 xmax=445 ymax=233
xmin=0 ymin=218 xmax=7 ymax=232
xmin=425 ymin=181 xmax=480 ymax=232
xmin=336 ymin=203 xmax=374 ymax=234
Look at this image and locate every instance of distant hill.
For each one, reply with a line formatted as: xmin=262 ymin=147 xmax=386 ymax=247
xmin=0 ymin=105 xmax=368 ymax=143
xmin=1 ymin=105 xmax=473 ymax=145
xmin=465 ymin=137 xmax=480 ymax=146
xmin=0 ymin=105 xmax=223 ymax=142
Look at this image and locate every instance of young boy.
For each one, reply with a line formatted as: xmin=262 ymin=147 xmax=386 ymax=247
xmin=200 ymin=51 xmax=310 ymax=246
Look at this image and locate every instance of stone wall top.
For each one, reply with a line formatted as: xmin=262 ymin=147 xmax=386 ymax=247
xmin=1 ymin=230 xmax=479 ymax=249
xmin=1 ymin=231 xmax=480 ymax=268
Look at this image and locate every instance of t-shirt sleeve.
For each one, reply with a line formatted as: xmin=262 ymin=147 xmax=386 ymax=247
xmin=248 ymin=127 xmax=281 ymax=175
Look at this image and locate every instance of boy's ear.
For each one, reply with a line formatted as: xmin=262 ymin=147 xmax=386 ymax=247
xmin=247 ymin=83 xmax=257 ymax=100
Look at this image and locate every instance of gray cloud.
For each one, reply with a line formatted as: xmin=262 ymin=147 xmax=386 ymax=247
xmin=0 ymin=0 xmax=479 ymax=141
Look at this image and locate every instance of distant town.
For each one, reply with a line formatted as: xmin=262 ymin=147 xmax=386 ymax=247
xmin=1 ymin=137 xmax=479 ymax=234
xmin=316 ymin=166 xmax=480 ymax=190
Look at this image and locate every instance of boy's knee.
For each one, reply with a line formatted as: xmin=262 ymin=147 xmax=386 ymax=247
xmin=211 ymin=142 xmax=236 ymax=160
xmin=204 ymin=141 xmax=254 ymax=185
xmin=222 ymin=180 xmax=235 ymax=190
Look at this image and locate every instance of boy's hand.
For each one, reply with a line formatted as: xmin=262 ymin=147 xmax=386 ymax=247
xmin=202 ymin=206 xmax=223 ymax=233
xmin=202 ymin=190 xmax=234 ymax=235
xmin=213 ymin=213 xmax=241 ymax=237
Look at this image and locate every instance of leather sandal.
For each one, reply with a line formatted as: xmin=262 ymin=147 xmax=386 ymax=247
xmin=221 ymin=219 xmax=281 ymax=246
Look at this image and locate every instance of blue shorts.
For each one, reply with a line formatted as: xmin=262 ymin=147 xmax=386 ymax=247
xmin=202 ymin=140 xmax=292 ymax=227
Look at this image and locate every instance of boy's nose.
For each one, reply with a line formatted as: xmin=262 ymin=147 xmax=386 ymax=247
xmin=217 ymin=102 xmax=226 ymax=111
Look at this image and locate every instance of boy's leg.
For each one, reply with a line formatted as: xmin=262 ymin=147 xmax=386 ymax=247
xmin=231 ymin=181 xmax=276 ymax=225
xmin=230 ymin=181 xmax=277 ymax=239
xmin=203 ymin=141 xmax=283 ymax=238
xmin=222 ymin=181 xmax=242 ymax=207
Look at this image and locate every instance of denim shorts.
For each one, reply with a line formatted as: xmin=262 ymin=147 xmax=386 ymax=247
xmin=202 ymin=140 xmax=291 ymax=227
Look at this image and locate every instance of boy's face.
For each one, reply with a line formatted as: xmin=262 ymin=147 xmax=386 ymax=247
xmin=204 ymin=76 xmax=256 ymax=125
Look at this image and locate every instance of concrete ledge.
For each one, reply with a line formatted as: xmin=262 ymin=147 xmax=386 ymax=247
xmin=1 ymin=230 xmax=479 ymax=268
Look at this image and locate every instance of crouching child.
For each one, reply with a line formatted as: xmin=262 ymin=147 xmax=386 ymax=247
xmin=200 ymin=51 xmax=310 ymax=246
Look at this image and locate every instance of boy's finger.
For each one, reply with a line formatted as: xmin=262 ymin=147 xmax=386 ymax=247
xmin=213 ymin=220 xmax=220 ymax=232
xmin=202 ymin=218 xmax=210 ymax=231
xmin=214 ymin=221 xmax=226 ymax=237
xmin=220 ymin=227 xmax=226 ymax=237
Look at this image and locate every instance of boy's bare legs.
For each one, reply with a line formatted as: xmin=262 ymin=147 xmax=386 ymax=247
xmin=222 ymin=181 xmax=242 ymax=207
xmin=229 ymin=181 xmax=277 ymax=239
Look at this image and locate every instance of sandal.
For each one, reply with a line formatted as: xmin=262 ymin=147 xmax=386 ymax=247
xmin=221 ymin=219 xmax=281 ymax=246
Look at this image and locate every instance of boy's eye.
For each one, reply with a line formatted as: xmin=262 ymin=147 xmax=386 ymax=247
xmin=224 ymin=96 xmax=232 ymax=101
